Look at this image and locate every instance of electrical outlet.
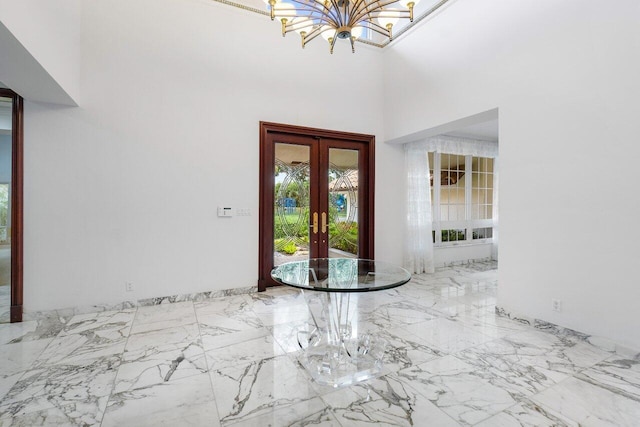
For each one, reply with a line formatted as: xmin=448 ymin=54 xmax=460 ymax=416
xmin=125 ymin=282 xmax=134 ymax=292
xmin=552 ymin=299 xmax=562 ymax=312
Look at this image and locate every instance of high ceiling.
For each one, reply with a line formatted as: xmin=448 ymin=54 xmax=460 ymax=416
xmin=214 ymin=0 xmax=451 ymax=47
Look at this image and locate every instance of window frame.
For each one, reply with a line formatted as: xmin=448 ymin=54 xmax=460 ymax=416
xmin=431 ymin=153 xmax=494 ymax=247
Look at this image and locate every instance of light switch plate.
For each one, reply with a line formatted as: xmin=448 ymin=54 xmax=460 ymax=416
xmin=217 ymin=207 xmax=234 ymax=217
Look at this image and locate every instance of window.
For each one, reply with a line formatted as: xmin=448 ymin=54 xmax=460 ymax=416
xmin=429 ymin=153 xmax=494 ymax=245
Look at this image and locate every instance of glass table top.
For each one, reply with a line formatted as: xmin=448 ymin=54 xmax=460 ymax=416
xmin=271 ymin=258 xmax=411 ymax=293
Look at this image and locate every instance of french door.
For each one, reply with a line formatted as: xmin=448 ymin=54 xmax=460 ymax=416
xmin=259 ymin=122 xmax=375 ymax=290
xmin=0 ymin=89 xmax=23 ymax=322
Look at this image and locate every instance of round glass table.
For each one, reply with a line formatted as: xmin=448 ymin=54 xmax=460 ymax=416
xmin=271 ymin=258 xmax=411 ymax=387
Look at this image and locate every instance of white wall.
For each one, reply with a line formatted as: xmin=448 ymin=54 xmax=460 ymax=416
xmin=384 ymin=0 xmax=640 ymax=349
xmin=21 ymin=0 xmax=406 ymax=312
xmin=0 ymin=0 xmax=81 ymax=104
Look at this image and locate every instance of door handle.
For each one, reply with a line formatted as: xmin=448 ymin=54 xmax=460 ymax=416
xmin=321 ymin=212 xmax=327 ymax=234
xmin=311 ymin=212 xmax=318 ymax=234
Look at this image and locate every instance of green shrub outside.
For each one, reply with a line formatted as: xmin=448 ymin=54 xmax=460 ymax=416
xmin=273 ymin=205 xmax=359 ymax=255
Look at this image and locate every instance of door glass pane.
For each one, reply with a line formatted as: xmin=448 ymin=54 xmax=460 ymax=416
xmin=0 ymin=96 xmax=12 ymax=323
xmin=274 ymin=143 xmax=310 ymax=266
xmin=328 ymin=148 xmax=358 ymax=258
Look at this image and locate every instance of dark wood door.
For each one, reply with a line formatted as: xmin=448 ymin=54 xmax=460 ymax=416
xmin=0 ymin=89 xmax=24 ymax=322
xmin=259 ymin=122 xmax=375 ymax=291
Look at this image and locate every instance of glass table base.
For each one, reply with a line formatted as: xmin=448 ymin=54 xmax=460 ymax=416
xmin=296 ymin=291 xmax=387 ymax=388
xmin=297 ymin=337 xmax=387 ymax=387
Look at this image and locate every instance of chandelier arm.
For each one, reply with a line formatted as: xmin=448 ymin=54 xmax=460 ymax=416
xmin=349 ymin=0 xmax=374 ymax=21
xmin=358 ymin=20 xmax=395 ymax=37
xmin=327 ymin=0 xmax=345 ymax=27
xmin=330 ymin=32 xmax=337 ymax=54
xmin=351 ymin=4 xmax=407 ymax=24
xmin=285 ymin=14 xmax=338 ymax=27
xmin=370 ymin=10 xmax=410 ymax=18
xmin=284 ymin=20 xmax=316 ymax=34
xmin=350 ymin=0 xmax=404 ymax=23
xmin=279 ymin=1 xmax=341 ymax=26
xmin=302 ymin=25 xmax=333 ymax=44
xmin=319 ymin=0 xmax=342 ymax=24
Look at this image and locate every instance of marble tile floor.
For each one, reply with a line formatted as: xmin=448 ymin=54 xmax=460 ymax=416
xmin=0 ymin=261 xmax=639 ymax=426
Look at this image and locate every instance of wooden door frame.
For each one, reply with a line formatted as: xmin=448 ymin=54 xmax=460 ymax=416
xmin=0 ymin=89 xmax=24 ymax=322
xmin=258 ymin=121 xmax=375 ymax=292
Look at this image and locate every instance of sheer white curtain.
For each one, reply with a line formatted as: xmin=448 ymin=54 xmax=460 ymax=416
xmin=404 ymin=135 xmax=499 ymax=272
xmin=420 ymin=135 xmax=498 ymax=157
xmin=404 ymin=142 xmax=435 ymax=274
xmin=491 ymin=157 xmax=499 ymax=261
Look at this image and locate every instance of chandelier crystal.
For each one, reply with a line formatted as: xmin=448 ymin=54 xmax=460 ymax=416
xmin=265 ymin=0 xmax=421 ymax=53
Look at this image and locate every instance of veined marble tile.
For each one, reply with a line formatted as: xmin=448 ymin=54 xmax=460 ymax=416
xmin=349 ymin=290 xmax=411 ymax=313
xmin=58 ymin=310 xmax=135 ymax=337
xmin=203 ymin=327 xmax=272 ymax=352
xmin=397 ymin=355 xmax=517 ymax=426
xmin=198 ymin=311 xmax=264 ymax=350
xmin=505 ymin=329 xmax=611 ymax=370
xmin=414 ymin=296 xmax=474 ymax=318
xmin=0 ymin=339 xmax=53 ymax=376
xmin=101 ymin=372 xmax=220 ymax=427
xmin=194 ymin=295 xmax=251 ymax=317
xmin=0 ymin=322 xmax=39 ymax=345
xmin=456 ymin=293 xmax=497 ymax=311
xmin=450 ymin=310 xmax=530 ymax=339
xmin=455 ymin=329 xmax=611 ymax=399
xmin=0 ymin=402 xmax=110 ymax=426
xmin=576 ymin=356 xmax=640 ymax=401
xmin=136 ymin=286 xmax=256 ymax=307
xmin=394 ymin=281 xmax=438 ymax=298
xmin=0 ymin=315 xmax=67 ymax=344
xmin=224 ymin=396 xmax=339 ymax=427
xmin=376 ymin=327 xmax=445 ymax=374
xmin=0 ymin=372 xmax=25 ymax=404
xmin=402 ymin=317 xmax=495 ymax=354
xmin=253 ymin=302 xmax=312 ymax=327
xmin=246 ymin=288 xmax=304 ymax=313
xmin=475 ymin=400 xmax=578 ymax=427
xmin=130 ymin=302 xmax=196 ymax=334
xmin=34 ymin=312 xmax=134 ymax=366
xmin=0 ymin=339 xmax=53 ymax=402
xmin=123 ymin=323 xmax=200 ymax=356
xmin=364 ymin=300 xmax=439 ymax=329
xmin=0 ymin=355 xmax=120 ymax=422
xmin=532 ymin=376 xmax=640 ymax=426
xmin=321 ymin=373 xmax=459 ymax=427
xmin=205 ymin=333 xmax=285 ymax=370
xmin=114 ymin=340 xmax=206 ymax=394
xmin=210 ymin=355 xmax=319 ymax=424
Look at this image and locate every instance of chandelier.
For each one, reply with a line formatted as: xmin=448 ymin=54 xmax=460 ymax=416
xmin=264 ymin=0 xmax=421 ymax=53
